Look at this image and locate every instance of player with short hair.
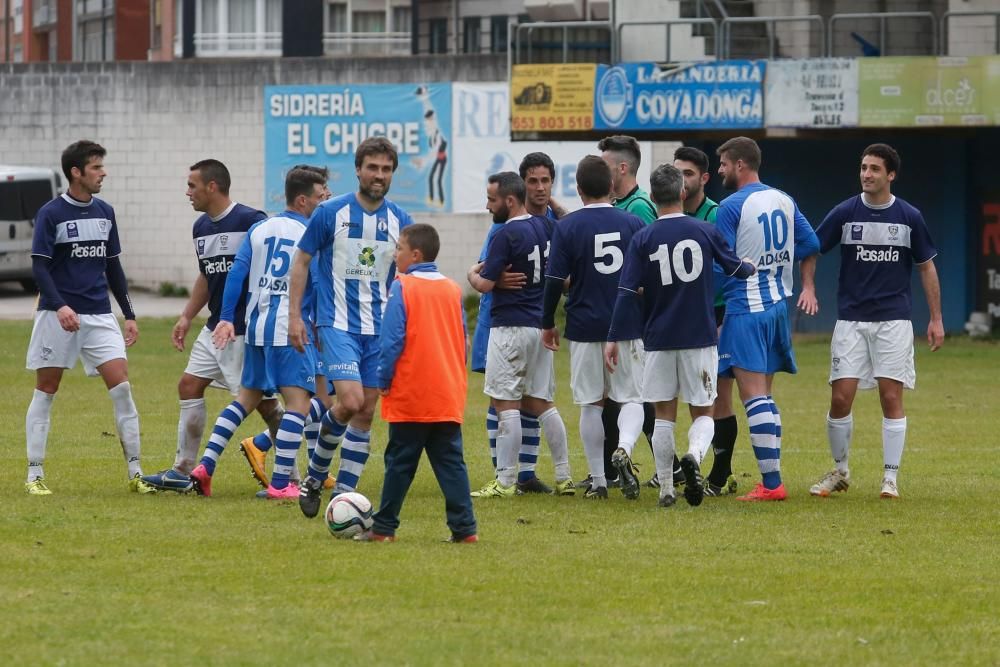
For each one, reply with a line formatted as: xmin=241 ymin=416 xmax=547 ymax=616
xmin=599 ymin=135 xmax=657 ymax=224
xmin=541 ymin=155 xmax=646 ymax=500
xmin=142 ymin=159 xmax=279 ymax=492
xmin=808 ymin=143 xmax=943 ymax=500
xmin=467 ymin=172 xmax=574 ymax=498
xmin=180 ymin=167 xmax=327 ymax=498
xmin=606 ymin=163 xmax=756 ymax=508
xmin=25 ymin=140 xmax=152 ymax=494
xmin=714 ymin=137 xmax=820 ymax=502
xmin=292 ymin=137 xmax=415 ymax=517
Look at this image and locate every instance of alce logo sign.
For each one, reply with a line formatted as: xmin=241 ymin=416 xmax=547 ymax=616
xmin=925 ymin=75 xmax=977 ymax=112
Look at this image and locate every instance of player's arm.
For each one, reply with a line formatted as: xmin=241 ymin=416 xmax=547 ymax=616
xmin=213 ymin=236 xmax=252 ymax=349
xmin=814 ymin=204 xmax=846 ymax=255
xmin=605 ymin=236 xmax=643 ymax=371
xmin=918 ymin=259 xmax=944 ymax=351
xmin=549 ymin=197 xmax=570 ymax=219
xmin=377 ymin=280 xmax=408 ymax=394
xmin=792 ymin=203 xmax=820 ymax=260
xmin=105 ymin=255 xmax=138 ymax=346
xmin=708 ymin=227 xmax=756 ymax=280
xmin=469 ymin=229 xmax=510 ymax=294
xmin=792 ymin=203 xmax=820 ymax=315
xmin=172 ymin=272 xmax=209 ymax=351
xmin=290 ymin=210 xmax=328 ymax=351
xmin=541 ymin=227 xmax=570 ymax=350
xmin=30 ymin=208 xmax=78 ymax=332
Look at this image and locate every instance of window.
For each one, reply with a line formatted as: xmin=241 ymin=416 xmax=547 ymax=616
xmin=13 ymin=0 xmax=23 ymax=34
xmin=228 ymin=0 xmax=254 ymax=34
xmin=265 ymin=0 xmax=281 ymax=33
xmin=463 ymin=17 xmax=481 ymax=53
xmin=200 ymin=0 xmax=219 ymax=33
xmin=151 ymin=0 xmax=162 ymax=49
xmin=353 ymin=11 xmax=385 ymax=34
xmin=326 ymin=2 xmax=346 ymax=33
xmin=49 ymin=32 xmax=58 ymax=62
xmin=429 ymin=17 xmax=448 ymax=54
xmin=490 ymin=15 xmax=508 ymax=53
xmin=392 ymin=6 xmax=410 ymax=33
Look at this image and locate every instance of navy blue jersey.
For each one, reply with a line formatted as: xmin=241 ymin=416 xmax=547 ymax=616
xmin=614 ymin=213 xmax=754 ymax=350
xmin=192 ymin=202 xmax=266 ymax=334
xmin=480 ymin=214 xmax=553 ymax=328
xmin=31 ymin=194 xmax=122 ymax=314
xmin=545 ymin=203 xmax=645 ymax=342
xmin=816 ymin=194 xmax=937 ymax=322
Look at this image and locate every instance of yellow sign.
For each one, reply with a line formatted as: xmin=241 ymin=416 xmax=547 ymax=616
xmin=511 ymin=64 xmax=596 ymax=133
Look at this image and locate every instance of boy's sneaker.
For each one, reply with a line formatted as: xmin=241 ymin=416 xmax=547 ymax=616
xmin=255 ymin=484 xmax=299 ymax=500
xmin=880 ymin=478 xmax=900 ymax=499
xmin=737 ymin=482 xmax=787 ymax=502
xmin=704 ymin=475 xmax=738 ymax=497
xmin=354 ymin=530 xmax=395 ymax=542
xmin=657 ymin=493 xmax=677 ymax=508
xmin=189 ymin=464 xmax=212 ymax=497
xmin=141 ymin=469 xmax=193 ymax=493
xmin=679 ymin=453 xmax=704 ymax=507
xmin=583 ymin=486 xmax=608 ymax=499
xmin=516 ymin=476 xmax=553 ymax=495
xmin=239 ymin=437 xmax=269 ymax=489
xmin=472 ymin=479 xmax=516 ymax=499
xmin=25 ymin=478 xmax=52 ymax=495
xmin=129 ymin=474 xmax=158 ymax=494
xmin=446 ymin=534 xmax=479 ymax=543
xmin=552 ymin=478 xmax=576 ymax=496
xmin=611 ymin=447 xmax=640 ymax=500
xmin=810 ymin=469 xmax=850 ymax=497
xmin=299 ymin=477 xmax=323 ymax=518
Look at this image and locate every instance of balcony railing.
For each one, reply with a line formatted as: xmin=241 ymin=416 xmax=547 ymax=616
xmin=193 ymin=31 xmax=282 ymax=57
xmin=32 ymin=1 xmax=56 ymax=28
xmin=323 ymin=31 xmax=410 ymax=56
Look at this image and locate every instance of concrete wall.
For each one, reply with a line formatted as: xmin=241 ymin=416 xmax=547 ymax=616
xmin=0 ymin=56 xmax=506 ymax=293
xmin=946 ymin=0 xmax=1000 ymax=56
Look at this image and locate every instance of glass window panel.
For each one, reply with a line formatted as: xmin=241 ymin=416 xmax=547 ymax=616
xmin=228 ymin=0 xmax=255 ymax=34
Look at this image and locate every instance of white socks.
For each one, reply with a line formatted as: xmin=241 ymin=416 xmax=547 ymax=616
xmin=175 ymin=398 xmax=206 ymax=474
xmin=616 ymin=402 xmax=644 ymax=456
xmin=26 ymin=389 xmax=54 ymax=482
xmin=827 ymin=413 xmax=853 ymax=473
xmin=538 ymin=407 xmax=571 ymax=482
xmin=109 ymin=382 xmax=142 ymax=478
xmin=882 ymin=417 xmax=906 ymax=482
xmin=579 ymin=404 xmax=605 ymax=488
xmin=687 ymin=415 xmax=715 ymax=464
xmin=496 ymin=410 xmax=521 ymax=487
xmin=651 ymin=419 xmax=676 ymax=499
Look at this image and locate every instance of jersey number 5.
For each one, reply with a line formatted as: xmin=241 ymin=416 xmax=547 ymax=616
xmin=650 ymin=240 xmax=703 ymax=285
xmin=593 ymin=232 xmax=624 ymax=274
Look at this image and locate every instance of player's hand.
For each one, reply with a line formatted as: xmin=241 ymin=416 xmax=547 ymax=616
xmin=212 ymin=321 xmax=236 ymax=350
xmin=927 ymin=318 xmax=944 ymax=352
xmin=542 ymin=327 xmax=560 ymax=351
xmin=742 ymin=258 xmax=758 ymax=276
xmin=123 ymin=320 xmax=139 ymax=347
xmin=797 ymin=286 xmax=819 ymax=316
xmin=56 ymin=305 xmax=80 ymax=333
xmin=289 ymin=316 xmax=308 ymax=353
xmin=604 ymin=342 xmax=619 ymax=373
xmin=172 ymin=315 xmax=191 ymax=351
xmin=498 ymin=265 xmax=527 ymax=291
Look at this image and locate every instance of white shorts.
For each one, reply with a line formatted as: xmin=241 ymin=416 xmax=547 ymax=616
xmin=26 ymin=311 xmax=126 ymax=377
xmin=642 ymin=346 xmax=719 ymax=407
xmin=184 ymin=326 xmax=245 ymax=396
xmin=830 ymin=320 xmax=915 ymax=390
xmin=569 ymin=339 xmax=643 ymax=405
xmin=484 ymin=326 xmax=555 ymax=402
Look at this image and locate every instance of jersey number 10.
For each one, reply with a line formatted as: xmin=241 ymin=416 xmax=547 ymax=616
xmin=650 ymin=240 xmax=704 ymax=285
xmin=756 ymin=209 xmax=789 ymax=252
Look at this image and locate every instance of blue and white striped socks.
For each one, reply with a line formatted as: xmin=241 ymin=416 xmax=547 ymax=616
xmin=200 ymin=401 xmax=248 ymax=475
xmin=336 ymin=426 xmax=371 ymax=492
xmin=270 ymin=411 xmax=305 ymax=490
xmin=303 ymin=397 xmax=326 ymax=462
xmin=307 ymin=409 xmax=347 ymax=483
xmin=487 ymin=405 xmax=498 ymax=469
xmin=518 ymin=412 xmax=541 ymax=483
xmin=745 ymin=395 xmax=781 ymax=489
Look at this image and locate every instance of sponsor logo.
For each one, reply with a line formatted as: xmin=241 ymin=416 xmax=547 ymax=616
xmin=757 ymin=250 xmax=791 ymax=267
xmin=856 ymin=246 xmax=900 ymax=262
xmin=358 ymin=246 xmax=376 ymax=268
xmin=340 ymin=220 xmax=354 ymax=229
xmin=329 ymin=361 xmax=359 ymax=373
xmin=70 ymin=242 xmax=106 ymax=258
xmin=202 ymin=257 xmax=234 ymax=275
xmin=197 ymin=239 xmax=206 ymax=256
xmin=595 ymin=66 xmax=632 ymax=128
xmin=67 ymin=222 xmax=79 ymax=238
xmin=851 ymin=224 xmax=863 ymax=241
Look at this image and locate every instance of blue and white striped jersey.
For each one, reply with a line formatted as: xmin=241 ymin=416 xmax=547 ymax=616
xmin=715 ymin=182 xmax=819 ymax=315
xmin=221 ymin=211 xmax=314 ymax=347
xmin=298 ymin=192 xmax=414 ymax=335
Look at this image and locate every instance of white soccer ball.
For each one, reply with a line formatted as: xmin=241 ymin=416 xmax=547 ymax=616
xmin=325 ymin=492 xmax=374 ymax=539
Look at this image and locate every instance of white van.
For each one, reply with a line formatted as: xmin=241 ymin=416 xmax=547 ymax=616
xmin=0 ymin=166 xmax=62 ymax=292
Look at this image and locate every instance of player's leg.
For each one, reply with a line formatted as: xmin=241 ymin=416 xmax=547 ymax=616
xmin=370 ymin=422 xmax=425 ymax=539
xmin=878 ymin=377 xmax=906 ymax=499
xmin=334 ymin=386 xmax=380 ymax=494
xmin=569 ymin=340 xmax=608 ymax=495
xmin=733 ymin=368 xmax=785 ymax=500
xmin=480 ymin=326 xmax=525 ymax=497
xmin=872 ymin=320 xmax=914 ymax=499
xmin=262 ymin=381 xmax=312 ymax=499
xmin=516 ymin=411 xmax=549 ymax=493
xmin=643 ymin=349 xmax=680 ymax=507
xmin=673 ymin=345 xmax=718 ymax=507
xmin=704 ymin=376 xmax=739 ymax=496
xmin=524 ymin=328 xmax=573 ymax=495
xmin=608 ymin=339 xmax=645 ymax=500
xmin=424 ymin=421 xmax=478 ymax=541
xmin=172 ymin=327 xmax=225 ymax=477
xmin=598 ymin=400 xmax=621 ymax=490
xmin=189 ymin=387 xmax=262 ymax=496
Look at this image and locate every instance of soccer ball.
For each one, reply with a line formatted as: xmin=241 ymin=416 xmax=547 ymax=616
xmin=325 ymin=492 xmax=374 ymax=539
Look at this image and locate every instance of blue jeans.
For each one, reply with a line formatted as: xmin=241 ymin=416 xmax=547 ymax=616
xmin=373 ymin=422 xmax=477 ymax=539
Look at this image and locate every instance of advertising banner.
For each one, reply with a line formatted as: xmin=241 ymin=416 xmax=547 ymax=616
xmin=264 ymin=84 xmax=452 ymax=213
xmin=593 ymin=60 xmax=765 ymax=131
xmin=979 ymin=200 xmax=1000 ymax=323
xmin=510 ymin=63 xmax=597 ymax=133
xmin=859 ymin=56 xmax=1000 ymax=127
xmin=453 ymin=83 xmax=651 ymax=213
xmin=765 ymin=58 xmax=858 ymax=128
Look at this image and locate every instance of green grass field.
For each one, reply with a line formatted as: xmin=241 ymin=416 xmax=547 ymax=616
xmin=1 ymin=318 xmax=998 ymax=665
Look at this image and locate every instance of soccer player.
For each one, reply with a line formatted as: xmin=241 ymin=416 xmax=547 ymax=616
xmin=714 ymin=137 xmax=820 ymax=502
xmin=606 ymin=163 xmax=756 ymax=508
xmin=182 ymin=168 xmax=327 ymax=498
xmin=541 ymin=155 xmax=646 ymax=500
xmin=521 ymin=151 xmax=569 ymax=220
xmin=24 ymin=140 xmax=152 ymax=494
xmin=467 ymin=172 xmax=574 ymax=498
xmin=357 ymin=223 xmax=478 ymax=542
xmin=673 ymin=146 xmax=739 ymax=497
xmin=600 ymin=135 xmax=657 ymax=224
xmin=808 ymin=143 xmax=943 ymax=500
xmin=142 ymin=160 xmax=280 ymax=492
xmin=292 ymin=137 xmax=415 ymax=516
